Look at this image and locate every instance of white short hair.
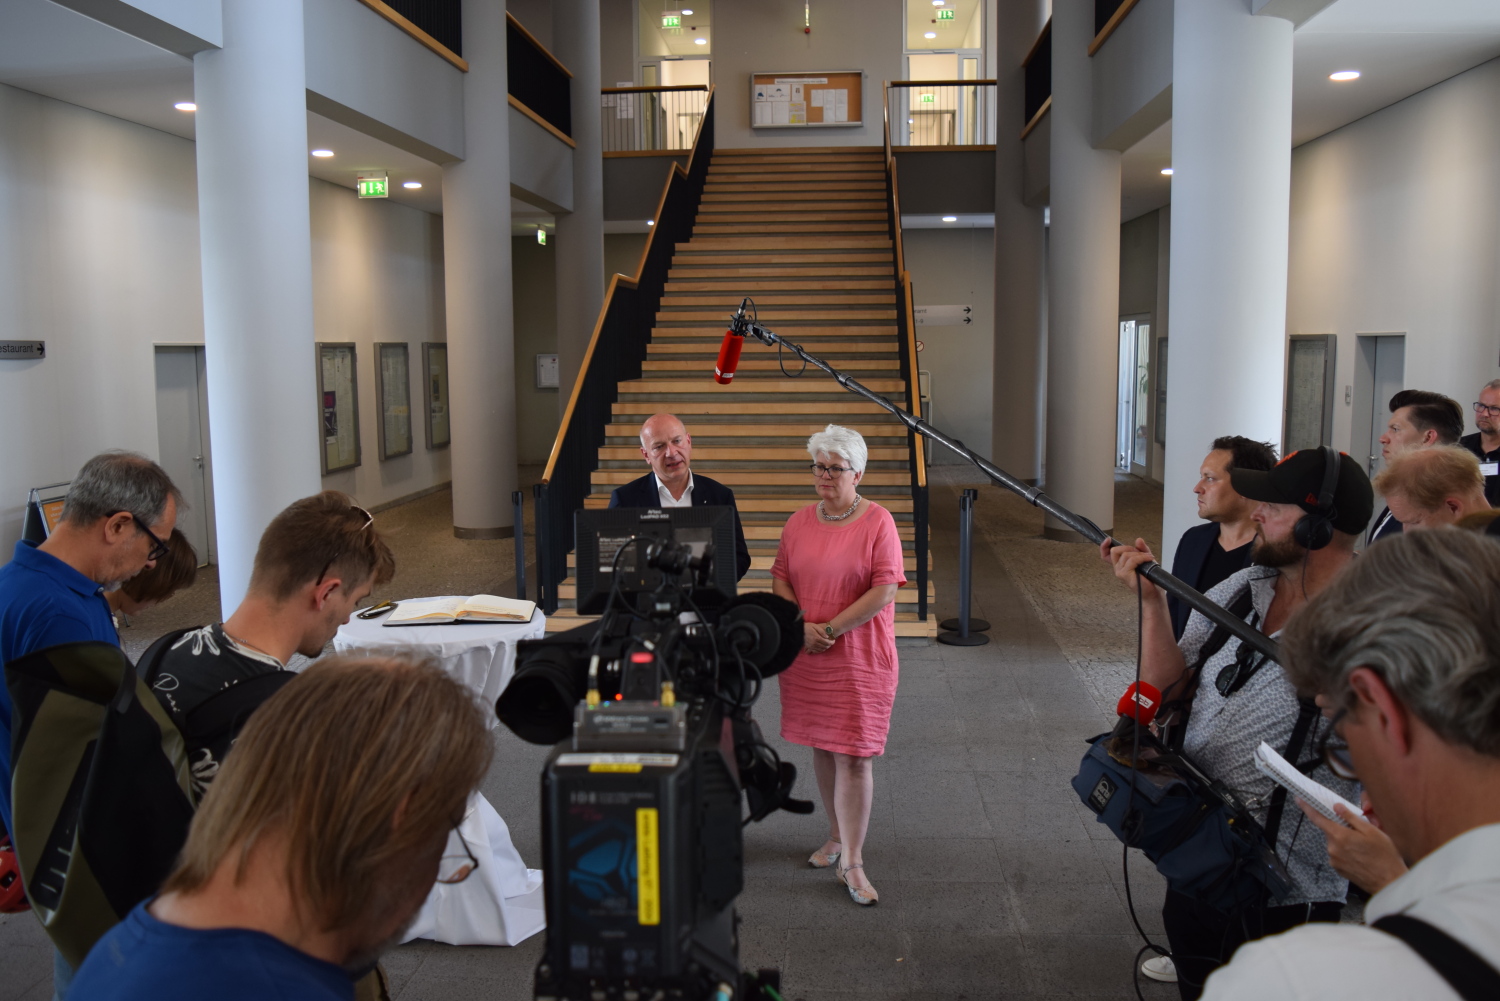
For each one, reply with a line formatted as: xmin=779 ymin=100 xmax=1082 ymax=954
xmin=806 ymin=424 xmax=867 ymax=474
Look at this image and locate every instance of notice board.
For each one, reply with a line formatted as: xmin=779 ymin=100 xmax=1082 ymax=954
xmin=751 ymin=71 xmax=863 ymax=128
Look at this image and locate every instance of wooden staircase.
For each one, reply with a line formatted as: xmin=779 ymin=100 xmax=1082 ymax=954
xmin=543 ymin=146 xmax=934 ymax=640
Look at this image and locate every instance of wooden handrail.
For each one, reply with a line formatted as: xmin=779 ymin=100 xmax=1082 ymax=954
xmin=890 ymin=159 xmax=906 ymax=279
xmin=1022 ymin=18 xmax=1052 ymax=68
xmin=601 ymin=85 xmax=709 ymax=94
xmin=683 ymin=85 xmax=716 ymax=179
xmin=1020 ymin=95 xmax=1051 ymax=140
xmin=1090 ymin=0 xmax=1142 ymax=57
xmin=353 ymin=0 xmax=467 ymax=72
xmin=543 ymin=273 xmax=638 ymax=483
xmin=506 ymin=11 xmax=572 ymax=79
xmin=508 ymin=94 xmax=578 ymax=148
xmin=901 ymin=273 xmax=927 ymax=487
xmin=888 ymin=79 xmax=997 ymax=87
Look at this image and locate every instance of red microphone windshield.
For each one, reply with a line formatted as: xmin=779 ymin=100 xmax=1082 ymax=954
xmin=1115 ymin=682 xmax=1162 ymax=726
xmin=714 ymin=331 xmax=743 ymax=385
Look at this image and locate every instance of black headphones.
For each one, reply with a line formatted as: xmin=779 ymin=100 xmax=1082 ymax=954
xmin=1292 ymin=445 xmax=1341 ymax=551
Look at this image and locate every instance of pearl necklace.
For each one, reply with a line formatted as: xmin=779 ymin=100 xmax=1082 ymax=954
xmin=819 ymin=494 xmax=862 ymax=521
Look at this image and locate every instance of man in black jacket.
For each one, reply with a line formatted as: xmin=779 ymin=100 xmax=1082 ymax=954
xmin=1368 ymin=389 xmax=1465 ymax=543
xmin=608 ymin=413 xmax=752 ymax=581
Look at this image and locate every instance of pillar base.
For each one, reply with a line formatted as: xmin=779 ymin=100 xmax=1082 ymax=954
xmin=454 ymin=525 xmax=515 ymax=540
xmin=1042 ymin=525 xmax=1111 ymax=544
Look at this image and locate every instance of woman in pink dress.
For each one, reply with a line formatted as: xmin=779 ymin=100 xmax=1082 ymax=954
xmin=770 ymin=424 xmax=906 ymax=907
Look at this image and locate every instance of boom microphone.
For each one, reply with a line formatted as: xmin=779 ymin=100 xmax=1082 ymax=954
xmin=713 ymin=330 xmax=743 ymax=385
xmin=1115 ymin=681 xmax=1162 ymax=726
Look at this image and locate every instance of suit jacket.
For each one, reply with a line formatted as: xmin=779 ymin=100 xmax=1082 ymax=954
xmin=1168 ymin=522 xmax=1222 ymax=640
xmin=608 ymin=471 xmax=753 ymax=581
xmin=1369 ymin=507 xmax=1403 ymax=546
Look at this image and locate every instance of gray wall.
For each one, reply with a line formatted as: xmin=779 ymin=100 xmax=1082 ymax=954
xmin=1287 ymin=55 xmax=1500 ymax=459
xmin=712 ymin=0 xmax=903 ymax=149
xmin=605 ymin=233 xmax=649 ymax=279
xmin=506 ymin=0 xmax=554 ymax=49
xmin=600 ymin=0 xmax=635 ymax=86
xmin=904 ymin=228 xmax=995 ymax=463
xmin=513 ymin=235 xmax=561 ymax=466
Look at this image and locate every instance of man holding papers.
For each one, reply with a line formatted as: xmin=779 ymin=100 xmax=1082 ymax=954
xmin=1203 ymin=530 xmax=1500 ymax=999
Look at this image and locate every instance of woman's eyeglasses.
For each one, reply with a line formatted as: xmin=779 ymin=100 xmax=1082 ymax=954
xmin=809 ymin=463 xmax=853 ymax=478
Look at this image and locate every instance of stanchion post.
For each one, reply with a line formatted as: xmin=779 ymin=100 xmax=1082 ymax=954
xmin=513 ymin=490 xmax=527 ymax=600
xmin=939 ymin=488 xmax=990 ymax=646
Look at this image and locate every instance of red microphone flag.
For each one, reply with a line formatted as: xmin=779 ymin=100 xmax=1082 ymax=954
xmin=714 ymin=331 xmax=743 ymax=385
xmin=1115 ymin=682 xmax=1162 ymax=726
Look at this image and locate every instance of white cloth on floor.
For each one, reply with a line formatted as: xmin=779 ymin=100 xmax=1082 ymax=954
xmin=402 ymin=792 xmax=546 ymax=947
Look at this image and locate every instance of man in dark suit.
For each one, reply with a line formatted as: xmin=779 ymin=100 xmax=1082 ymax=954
xmin=1167 ymin=436 xmax=1275 ymax=639
xmin=608 ymin=413 xmax=752 ymax=581
xmin=1368 ymin=390 xmax=1465 ymax=544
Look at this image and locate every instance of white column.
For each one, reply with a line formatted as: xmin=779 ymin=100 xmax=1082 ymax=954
xmin=992 ymin=0 xmax=1047 ymax=484
xmin=1161 ymin=0 xmax=1292 ymax=565
xmin=1044 ymin=0 xmax=1121 ymax=539
xmin=194 ymin=0 xmax=320 ymax=614
xmin=553 ymin=0 xmax=606 ymax=408
xmin=443 ymin=0 xmax=517 ymax=538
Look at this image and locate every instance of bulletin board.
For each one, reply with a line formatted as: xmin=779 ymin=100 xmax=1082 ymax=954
xmin=751 ymin=71 xmax=863 ymax=128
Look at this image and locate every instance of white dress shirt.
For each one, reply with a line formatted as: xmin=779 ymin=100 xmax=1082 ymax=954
xmin=656 ymin=471 xmax=693 ymax=508
xmin=1202 ymin=822 xmax=1500 ymax=999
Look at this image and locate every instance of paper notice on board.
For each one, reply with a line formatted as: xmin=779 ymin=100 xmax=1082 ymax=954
xmin=754 ymin=85 xmax=769 ymax=102
xmin=753 ymin=102 xmax=772 ymax=125
xmin=769 ymin=84 xmax=789 ymax=101
xmin=832 ymin=89 xmax=848 ymax=123
xmin=789 ymin=101 xmax=806 ymax=124
xmin=810 ymin=91 xmax=826 ymax=108
xmin=771 ymin=100 xmax=791 ymax=125
xmin=790 ymin=83 xmax=804 ymax=102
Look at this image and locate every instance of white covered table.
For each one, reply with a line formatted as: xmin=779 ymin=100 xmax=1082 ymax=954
xmin=333 ymin=600 xmax=548 ymax=946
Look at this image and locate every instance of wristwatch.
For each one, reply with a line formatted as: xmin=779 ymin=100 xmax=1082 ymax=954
xmin=824 ymin=624 xmax=836 ymax=640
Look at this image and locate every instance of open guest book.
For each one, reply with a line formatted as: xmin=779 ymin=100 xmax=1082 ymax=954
xmin=383 ymin=594 xmax=537 ymax=626
xmin=1253 ymin=741 xmax=1362 ymax=827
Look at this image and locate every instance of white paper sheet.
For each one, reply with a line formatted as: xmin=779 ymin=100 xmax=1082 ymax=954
xmin=771 ymin=100 xmax=790 ymax=125
xmin=832 ymin=89 xmax=848 ymax=123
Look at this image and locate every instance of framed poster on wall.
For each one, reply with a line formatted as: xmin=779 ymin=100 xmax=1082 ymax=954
xmin=423 ymin=342 xmax=450 ymax=450
xmin=317 ymin=343 xmax=361 ymax=474
xmin=375 ymin=343 xmax=413 ymax=460
xmin=1284 ymin=334 xmax=1337 ymax=453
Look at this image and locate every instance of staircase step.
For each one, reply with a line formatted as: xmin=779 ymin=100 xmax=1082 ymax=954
xmin=705 ymin=170 xmax=885 ymax=182
xmin=583 ymin=493 xmax=914 ymax=514
xmin=679 ymin=237 xmax=892 ymax=250
xmin=668 ymin=266 xmax=893 ymax=280
xmin=693 ymin=222 xmax=890 ymax=235
xmin=651 ymin=325 xmax=897 ymax=337
xmin=658 ymin=312 xmax=897 ymax=325
xmin=617 ymin=377 xmax=905 ymax=394
xmin=642 ymin=358 xmax=899 ymax=374
xmin=606 ymin=421 xmax=909 ymax=439
xmin=702 ymin=190 xmax=888 ymax=203
xmin=693 ymin=211 xmax=888 ymax=223
xmin=647 ymin=339 xmax=897 ymax=354
xmin=596 ymin=445 xmax=909 ymax=462
xmin=661 ymin=293 xmax=896 ymax=307
xmin=612 ymin=399 xmax=900 ymax=418
xmin=663 ymin=280 xmax=895 ymax=293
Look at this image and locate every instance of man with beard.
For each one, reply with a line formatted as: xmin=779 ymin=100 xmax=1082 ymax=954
xmin=1102 ymin=447 xmax=1374 ymax=1000
xmin=69 ymin=654 xmax=492 ymax=1000
xmin=1460 ymin=378 xmax=1500 ymax=507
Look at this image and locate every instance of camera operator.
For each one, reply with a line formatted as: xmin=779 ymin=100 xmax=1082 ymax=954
xmin=1101 ymin=447 xmax=1373 ymax=999
xmin=1202 ymin=530 xmax=1500 ymax=999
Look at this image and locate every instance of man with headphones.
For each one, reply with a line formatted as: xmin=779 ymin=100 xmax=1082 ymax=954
xmin=1103 ymin=446 xmax=1374 ymax=999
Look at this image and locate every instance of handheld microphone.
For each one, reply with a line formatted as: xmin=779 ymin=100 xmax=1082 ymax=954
xmin=1115 ymin=682 xmax=1162 ymax=726
xmin=713 ymin=329 xmax=743 ymax=385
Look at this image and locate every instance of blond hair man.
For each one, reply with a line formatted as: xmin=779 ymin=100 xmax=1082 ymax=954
xmin=70 ymin=655 xmax=492 ymax=1000
xmin=1373 ymin=446 xmax=1492 ymax=532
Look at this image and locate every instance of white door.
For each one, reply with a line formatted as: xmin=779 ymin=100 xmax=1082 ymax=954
xmin=154 ymin=346 xmax=216 ymax=565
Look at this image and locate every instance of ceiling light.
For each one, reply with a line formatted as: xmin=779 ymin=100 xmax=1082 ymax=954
xmin=942 ymin=216 xmax=957 ymax=223
xmin=681 ymin=7 xmax=693 ymax=12
xmin=174 ymin=102 xmax=196 ymax=112
xmin=933 ymin=0 xmax=946 ymax=5
xmin=402 ymin=181 xmax=422 ymax=189
xmin=647 ymin=220 xmax=655 ymax=226
xmin=694 ymin=37 xmax=706 ymax=44
xmin=310 ymin=149 xmax=334 ymax=158
xmin=1329 ymin=70 xmax=1360 ymax=82
xmin=924 ymin=31 xmax=937 ymax=39
xmin=1160 ymin=167 xmax=1173 ymax=176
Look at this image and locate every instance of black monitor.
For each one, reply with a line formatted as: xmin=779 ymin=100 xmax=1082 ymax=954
xmin=574 ymin=506 xmax=738 ymax=615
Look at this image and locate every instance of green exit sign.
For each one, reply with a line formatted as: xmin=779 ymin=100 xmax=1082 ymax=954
xmin=937 ymin=8 xmax=954 ymax=19
xmin=357 ymin=174 xmax=388 ymax=199
xmin=661 ymin=14 xmax=680 ymax=27
xmin=920 ymin=93 xmax=935 ymax=103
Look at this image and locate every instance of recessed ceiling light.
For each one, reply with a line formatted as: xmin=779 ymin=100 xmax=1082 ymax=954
xmin=1329 ymin=70 xmax=1360 ymax=82
xmin=402 ymin=181 xmax=422 ymax=189
xmin=1160 ymin=167 xmax=1173 ymax=176
xmin=174 ymin=102 xmax=196 ymax=112
xmin=924 ymin=31 xmax=937 ymax=39
xmin=933 ymin=0 xmax=945 ymax=5
xmin=942 ymin=216 xmax=957 ymax=223
xmin=310 ymin=149 xmax=334 ymax=157
xmin=694 ymin=37 xmax=706 ymax=44
xmin=648 ymin=220 xmax=655 ymax=226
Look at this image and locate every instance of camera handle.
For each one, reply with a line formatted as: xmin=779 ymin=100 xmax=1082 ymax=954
xmin=726 ymin=300 xmax=1279 ymax=664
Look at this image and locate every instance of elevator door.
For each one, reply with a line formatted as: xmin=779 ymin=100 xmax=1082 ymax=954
xmin=1351 ymin=334 xmax=1406 ymax=480
xmin=154 ymin=346 xmax=216 ymax=564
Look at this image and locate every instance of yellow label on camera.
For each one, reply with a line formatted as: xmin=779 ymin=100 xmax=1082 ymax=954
xmin=589 ymin=763 xmax=643 ymax=773
xmin=636 ymin=807 xmax=660 ymax=925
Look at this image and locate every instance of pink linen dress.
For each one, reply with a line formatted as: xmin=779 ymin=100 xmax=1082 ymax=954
xmin=770 ymin=501 xmax=908 ymax=757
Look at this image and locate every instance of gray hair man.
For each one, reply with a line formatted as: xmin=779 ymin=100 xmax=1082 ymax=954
xmin=1203 ymin=531 xmax=1500 ymax=998
xmin=1460 ymin=377 xmax=1500 ymax=506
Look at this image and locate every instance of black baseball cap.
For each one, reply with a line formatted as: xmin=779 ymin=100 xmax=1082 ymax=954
xmin=1230 ymin=448 xmax=1374 ymax=537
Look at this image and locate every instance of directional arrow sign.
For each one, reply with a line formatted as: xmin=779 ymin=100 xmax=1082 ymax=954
xmin=913 ymin=304 xmax=973 ymax=327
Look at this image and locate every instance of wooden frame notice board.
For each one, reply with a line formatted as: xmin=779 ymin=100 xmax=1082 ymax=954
xmin=751 ymin=71 xmax=863 ymax=128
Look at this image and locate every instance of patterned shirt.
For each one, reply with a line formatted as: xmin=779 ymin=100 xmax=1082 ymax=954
xmin=1179 ymin=565 xmax=1359 ymax=906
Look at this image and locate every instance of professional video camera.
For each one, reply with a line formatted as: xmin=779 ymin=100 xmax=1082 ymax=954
xmin=496 ymin=506 xmax=808 ymax=1001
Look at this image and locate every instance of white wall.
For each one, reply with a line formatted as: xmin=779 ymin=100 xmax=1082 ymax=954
xmin=903 ymin=227 xmax=995 ymax=463
xmin=1287 ymin=56 xmax=1500 ymax=455
xmin=0 ymin=83 xmax=451 ymax=551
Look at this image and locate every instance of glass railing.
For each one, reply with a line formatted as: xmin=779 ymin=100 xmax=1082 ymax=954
xmin=885 ymin=80 xmax=997 ymax=148
xmin=600 ymin=86 xmax=710 ymax=153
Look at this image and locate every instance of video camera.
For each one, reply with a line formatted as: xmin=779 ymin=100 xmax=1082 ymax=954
xmin=495 ymin=506 xmax=808 ymax=1001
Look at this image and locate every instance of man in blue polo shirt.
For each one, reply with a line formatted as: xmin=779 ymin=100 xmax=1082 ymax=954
xmin=0 ymin=451 xmax=179 ymax=998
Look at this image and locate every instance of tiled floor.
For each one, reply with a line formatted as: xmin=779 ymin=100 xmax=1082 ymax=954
xmin=1 ymin=470 xmax=1179 ymax=1001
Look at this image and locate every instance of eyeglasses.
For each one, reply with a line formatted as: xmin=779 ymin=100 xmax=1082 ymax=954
xmin=1474 ymin=402 xmax=1500 ymax=418
xmin=1215 ymin=641 xmax=1270 ymax=698
xmin=314 ymin=505 xmax=375 ymax=587
xmin=113 ymin=511 xmax=170 ymax=562
xmin=1317 ymin=708 xmax=1358 ymax=781
xmin=809 ymin=463 xmax=853 ymax=478
xmin=435 ymin=827 xmax=480 ymax=885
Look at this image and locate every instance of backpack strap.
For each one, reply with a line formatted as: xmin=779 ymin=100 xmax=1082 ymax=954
xmin=1182 ymin=588 xmax=1256 ymax=689
xmin=136 ymin=627 xmax=199 ymax=689
xmin=1372 ymin=914 xmax=1500 ymax=1001
xmin=182 ymin=670 xmax=296 ymax=745
xmin=1262 ymin=697 xmax=1321 ymax=847
xmin=1156 ymin=588 xmax=1255 ymax=747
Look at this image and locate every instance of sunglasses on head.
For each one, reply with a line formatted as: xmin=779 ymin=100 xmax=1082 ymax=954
xmin=315 ymin=504 xmax=375 ymax=587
